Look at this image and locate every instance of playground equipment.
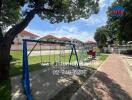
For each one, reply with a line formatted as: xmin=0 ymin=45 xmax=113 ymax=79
xmin=22 ymin=39 xmax=80 ymax=100
xmin=87 ymin=49 xmax=96 ymax=59
xmin=79 ymin=44 xmax=96 ymax=66
xmin=39 ymin=43 xmax=51 ymax=66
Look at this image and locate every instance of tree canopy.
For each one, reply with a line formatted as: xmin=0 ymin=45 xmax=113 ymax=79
xmin=106 ymin=0 xmax=132 ymax=43
xmin=0 ymin=0 xmax=21 ymax=30
xmin=94 ymin=0 xmax=132 ymax=48
xmin=94 ymin=26 xmax=107 ymax=50
xmin=0 ymin=0 xmax=99 ymax=30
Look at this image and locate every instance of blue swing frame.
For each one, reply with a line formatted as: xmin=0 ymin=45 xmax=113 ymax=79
xmin=22 ymin=39 xmax=80 ymax=100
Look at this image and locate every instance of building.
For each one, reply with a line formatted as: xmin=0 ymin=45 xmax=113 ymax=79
xmin=84 ymin=40 xmax=97 ymax=50
xmin=71 ymin=39 xmax=83 ymax=47
xmin=11 ymin=32 xmax=86 ymax=50
xmin=59 ymin=37 xmax=71 ymax=43
xmin=40 ymin=35 xmax=84 ymax=46
xmin=40 ymin=35 xmax=60 ymax=42
xmin=11 ymin=30 xmax=39 ymax=50
xmin=85 ymin=40 xmax=96 ymax=46
xmin=13 ymin=30 xmax=39 ymax=45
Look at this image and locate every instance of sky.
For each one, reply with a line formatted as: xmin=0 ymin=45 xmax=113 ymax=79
xmin=25 ymin=0 xmax=115 ymax=42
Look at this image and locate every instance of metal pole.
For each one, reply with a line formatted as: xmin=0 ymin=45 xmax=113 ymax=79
xmin=69 ymin=45 xmax=73 ymax=64
xmin=40 ymin=43 xmax=43 ymax=65
xmin=49 ymin=45 xmax=51 ymax=66
xmin=22 ymin=40 xmax=32 ymax=100
xmin=27 ymin=42 xmax=38 ymax=57
xmin=54 ymin=45 xmax=56 ymax=66
xmin=73 ymin=44 xmax=80 ymax=68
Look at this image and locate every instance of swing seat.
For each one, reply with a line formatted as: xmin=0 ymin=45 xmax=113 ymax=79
xmin=54 ymin=61 xmax=62 ymax=66
xmin=83 ymin=58 xmax=92 ymax=62
xmin=41 ymin=62 xmax=50 ymax=66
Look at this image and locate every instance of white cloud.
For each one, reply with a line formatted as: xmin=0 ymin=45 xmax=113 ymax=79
xmin=110 ymin=0 xmax=115 ymax=4
xmin=52 ymin=26 xmax=95 ymax=41
xmin=80 ymin=14 xmax=107 ymax=27
xmin=25 ymin=28 xmax=43 ymax=37
xmin=26 ymin=25 xmax=95 ymax=42
xmin=80 ymin=0 xmax=115 ymax=27
xmin=99 ymin=0 xmax=114 ymax=9
xmin=99 ymin=0 xmax=107 ymax=9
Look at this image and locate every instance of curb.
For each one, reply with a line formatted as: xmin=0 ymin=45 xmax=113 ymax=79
xmin=120 ymin=55 xmax=132 ymax=80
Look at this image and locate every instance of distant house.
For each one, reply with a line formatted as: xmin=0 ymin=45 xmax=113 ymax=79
xmin=40 ymin=35 xmax=59 ymax=42
xmin=59 ymin=37 xmax=71 ymax=43
xmin=13 ymin=30 xmax=39 ymax=45
xmin=84 ymin=40 xmax=96 ymax=47
xmin=71 ymin=39 xmax=83 ymax=47
xmin=11 ymin=30 xmax=39 ymax=50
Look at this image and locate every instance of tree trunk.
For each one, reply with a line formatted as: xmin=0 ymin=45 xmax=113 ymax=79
xmin=0 ymin=10 xmax=35 ymax=81
xmin=0 ymin=39 xmax=11 ymax=81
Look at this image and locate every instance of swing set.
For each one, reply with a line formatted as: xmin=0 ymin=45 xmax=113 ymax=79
xmin=79 ymin=44 xmax=96 ymax=64
xmin=22 ymin=39 xmax=80 ymax=100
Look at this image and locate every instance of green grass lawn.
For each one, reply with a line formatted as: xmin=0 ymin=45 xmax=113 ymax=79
xmin=10 ymin=51 xmax=78 ymax=76
xmin=0 ymin=80 xmax=11 ymax=100
xmin=10 ymin=51 xmax=108 ymax=76
xmin=98 ymin=53 xmax=108 ymax=61
xmin=0 ymin=51 xmax=109 ymax=100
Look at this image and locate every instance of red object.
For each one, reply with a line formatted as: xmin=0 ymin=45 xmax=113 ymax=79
xmin=59 ymin=37 xmax=71 ymax=41
xmin=92 ymin=51 xmax=96 ymax=57
xmin=87 ymin=50 xmax=96 ymax=58
xmin=89 ymin=50 xmax=93 ymax=55
xmin=41 ymin=35 xmax=59 ymax=40
xmin=112 ymin=10 xmax=124 ymax=14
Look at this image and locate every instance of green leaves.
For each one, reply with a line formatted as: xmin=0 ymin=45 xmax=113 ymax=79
xmin=0 ymin=0 xmax=21 ymax=30
xmin=17 ymin=0 xmax=25 ymax=6
xmin=0 ymin=0 xmax=99 ymax=30
xmin=34 ymin=0 xmax=99 ymax=23
xmin=94 ymin=26 xmax=108 ymax=49
xmin=106 ymin=0 xmax=132 ymax=43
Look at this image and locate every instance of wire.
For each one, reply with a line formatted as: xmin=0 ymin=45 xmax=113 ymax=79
xmin=49 ymin=45 xmax=51 ymax=66
xmin=54 ymin=45 xmax=56 ymax=66
xmin=40 ymin=43 xmax=43 ymax=65
xmin=64 ymin=46 xmax=66 ymax=66
xmin=59 ymin=45 xmax=62 ymax=65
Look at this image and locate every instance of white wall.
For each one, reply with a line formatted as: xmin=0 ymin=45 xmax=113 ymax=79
xmin=13 ymin=34 xmax=37 ymax=44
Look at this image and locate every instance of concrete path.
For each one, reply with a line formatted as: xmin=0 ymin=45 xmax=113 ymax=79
xmin=71 ymin=54 xmax=132 ymax=100
xmin=11 ymin=66 xmax=81 ymax=100
xmin=122 ymin=55 xmax=132 ymax=74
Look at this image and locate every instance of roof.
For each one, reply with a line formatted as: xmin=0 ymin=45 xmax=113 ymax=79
xmin=21 ymin=30 xmax=39 ymax=37
xmin=72 ymin=39 xmax=83 ymax=43
xmin=85 ymin=40 xmax=96 ymax=44
xmin=59 ymin=37 xmax=71 ymax=41
xmin=41 ymin=35 xmax=59 ymax=40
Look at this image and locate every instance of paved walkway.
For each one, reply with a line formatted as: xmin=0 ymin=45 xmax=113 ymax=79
xmin=11 ymin=66 xmax=84 ymax=100
xmin=122 ymin=55 xmax=132 ymax=74
xmin=71 ymin=54 xmax=132 ymax=100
